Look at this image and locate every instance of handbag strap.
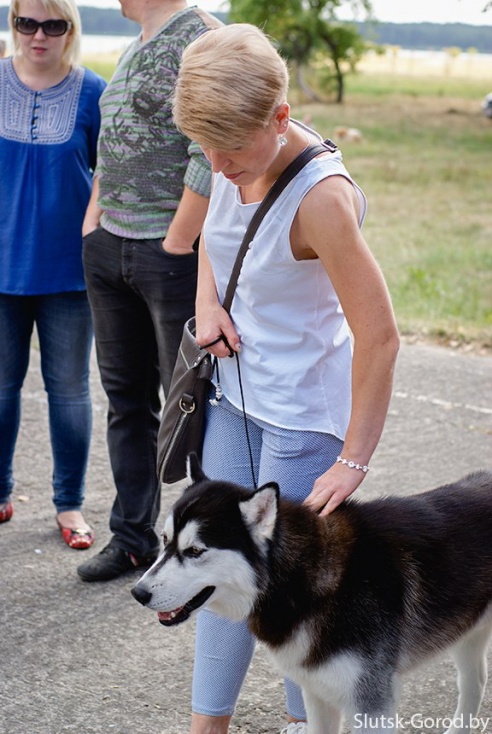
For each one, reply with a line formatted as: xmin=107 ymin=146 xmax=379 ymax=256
xmin=222 ymin=138 xmax=337 ymax=314
xmin=219 ymin=138 xmax=337 ymax=489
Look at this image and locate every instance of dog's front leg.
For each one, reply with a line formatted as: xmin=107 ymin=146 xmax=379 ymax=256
xmin=302 ymin=691 xmax=342 ymax=734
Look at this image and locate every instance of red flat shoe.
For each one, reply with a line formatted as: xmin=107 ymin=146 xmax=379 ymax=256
xmin=56 ymin=519 xmax=95 ymax=550
xmin=0 ymin=502 xmax=13 ymax=523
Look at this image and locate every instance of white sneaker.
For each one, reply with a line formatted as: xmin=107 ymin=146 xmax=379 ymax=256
xmin=280 ymin=724 xmax=308 ymax=734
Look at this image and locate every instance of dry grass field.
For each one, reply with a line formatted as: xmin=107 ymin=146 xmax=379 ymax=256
xmin=359 ymin=47 xmax=492 ymax=80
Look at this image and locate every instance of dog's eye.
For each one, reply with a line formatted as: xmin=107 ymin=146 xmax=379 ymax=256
xmin=184 ymin=546 xmax=205 ymax=558
xmin=162 ymin=533 xmax=168 ymax=546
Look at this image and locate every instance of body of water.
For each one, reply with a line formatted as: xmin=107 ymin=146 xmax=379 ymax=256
xmin=81 ymin=33 xmax=137 ymax=55
xmin=1 ymin=32 xmax=491 ymax=79
xmin=0 ymin=31 xmax=137 ymax=57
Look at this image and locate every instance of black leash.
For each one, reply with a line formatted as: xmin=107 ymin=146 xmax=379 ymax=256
xmin=210 ymin=339 xmax=257 ymax=490
xmin=234 ymin=352 xmax=257 ymax=490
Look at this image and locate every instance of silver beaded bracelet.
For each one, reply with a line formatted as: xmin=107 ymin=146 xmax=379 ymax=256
xmin=336 ymin=456 xmax=370 ymax=473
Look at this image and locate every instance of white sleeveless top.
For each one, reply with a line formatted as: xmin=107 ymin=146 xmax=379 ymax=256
xmin=203 ymin=146 xmax=367 ymax=439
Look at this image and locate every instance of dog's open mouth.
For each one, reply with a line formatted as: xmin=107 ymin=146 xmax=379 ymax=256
xmin=157 ymin=586 xmax=215 ymax=626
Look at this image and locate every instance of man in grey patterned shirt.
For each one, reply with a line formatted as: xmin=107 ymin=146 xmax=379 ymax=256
xmin=78 ymin=0 xmax=222 ymax=582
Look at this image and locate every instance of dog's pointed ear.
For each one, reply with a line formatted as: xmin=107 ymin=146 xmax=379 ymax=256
xmin=239 ymin=482 xmax=279 ymax=543
xmin=185 ymin=452 xmax=208 ymax=488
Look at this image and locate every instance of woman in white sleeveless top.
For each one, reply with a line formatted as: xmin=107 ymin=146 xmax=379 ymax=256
xmin=172 ymin=23 xmax=400 ymax=734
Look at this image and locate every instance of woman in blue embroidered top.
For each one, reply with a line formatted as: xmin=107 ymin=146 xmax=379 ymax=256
xmin=0 ymin=0 xmax=106 ymax=548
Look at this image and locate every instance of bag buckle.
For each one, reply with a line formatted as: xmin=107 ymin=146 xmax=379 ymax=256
xmin=179 ymin=393 xmax=196 ymax=414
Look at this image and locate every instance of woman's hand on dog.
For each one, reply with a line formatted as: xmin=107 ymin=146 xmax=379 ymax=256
xmin=304 ymin=463 xmax=365 ymax=516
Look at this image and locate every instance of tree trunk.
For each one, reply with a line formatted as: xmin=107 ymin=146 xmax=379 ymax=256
xmin=295 ymin=63 xmax=323 ymax=103
xmin=334 ymin=60 xmax=344 ymax=103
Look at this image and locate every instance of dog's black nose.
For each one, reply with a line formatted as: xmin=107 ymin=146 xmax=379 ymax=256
xmin=131 ymin=583 xmax=152 ymax=606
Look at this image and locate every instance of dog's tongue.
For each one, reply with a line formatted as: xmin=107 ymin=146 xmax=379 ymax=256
xmin=157 ymin=608 xmax=183 ymax=622
xmin=156 ymin=588 xmax=215 ymax=626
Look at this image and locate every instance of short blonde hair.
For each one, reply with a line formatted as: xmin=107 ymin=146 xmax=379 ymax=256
xmin=173 ymin=23 xmax=289 ymax=150
xmin=9 ymin=0 xmax=82 ymax=66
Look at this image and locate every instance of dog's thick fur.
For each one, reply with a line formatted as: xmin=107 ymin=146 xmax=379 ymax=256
xmin=132 ymin=457 xmax=492 ymax=734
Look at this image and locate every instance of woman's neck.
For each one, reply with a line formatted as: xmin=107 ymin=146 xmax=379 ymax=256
xmin=240 ymin=123 xmax=314 ymax=204
xmin=13 ymin=55 xmax=71 ymax=91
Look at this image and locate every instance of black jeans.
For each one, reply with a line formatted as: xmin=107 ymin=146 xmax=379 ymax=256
xmin=83 ymin=227 xmax=197 ymax=556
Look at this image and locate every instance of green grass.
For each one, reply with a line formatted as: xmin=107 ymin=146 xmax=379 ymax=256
xmin=84 ymin=57 xmax=118 ymax=81
xmin=291 ymin=79 xmax=492 ymax=348
xmin=345 ymin=72 xmax=489 ymax=101
xmin=84 ymin=54 xmax=492 ymax=348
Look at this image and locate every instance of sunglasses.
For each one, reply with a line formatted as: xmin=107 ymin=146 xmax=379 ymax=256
xmin=14 ymin=16 xmax=72 ymax=37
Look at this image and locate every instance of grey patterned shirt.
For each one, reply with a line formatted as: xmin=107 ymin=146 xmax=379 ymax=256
xmin=96 ymin=6 xmax=222 ymax=239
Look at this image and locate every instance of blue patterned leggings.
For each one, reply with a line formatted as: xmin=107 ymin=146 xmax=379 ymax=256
xmin=192 ymin=396 xmax=343 ymax=719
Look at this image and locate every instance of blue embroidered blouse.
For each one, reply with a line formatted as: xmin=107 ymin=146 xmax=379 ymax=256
xmin=0 ymin=59 xmax=106 ymax=294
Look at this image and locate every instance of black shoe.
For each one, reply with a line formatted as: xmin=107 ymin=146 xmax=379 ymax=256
xmin=77 ymin=542 xmax=158 ymax=582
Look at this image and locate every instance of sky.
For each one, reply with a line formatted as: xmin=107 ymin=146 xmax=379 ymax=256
xmin=71 ymin=0 xmax=492 ymax=26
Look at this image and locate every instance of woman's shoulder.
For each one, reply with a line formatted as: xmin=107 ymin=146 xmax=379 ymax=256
xmin=288 ymin=149 xmax=350 ymax=198
xmin=297 ymin=152 xmax=367 ymax=227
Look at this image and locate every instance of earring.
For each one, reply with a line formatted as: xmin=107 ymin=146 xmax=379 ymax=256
xmin=279 ymin=135 xmax=288 ymax=147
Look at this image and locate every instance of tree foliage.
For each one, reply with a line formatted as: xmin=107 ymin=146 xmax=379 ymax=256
xmin=228 ymin=0 xmax=374 ymax=102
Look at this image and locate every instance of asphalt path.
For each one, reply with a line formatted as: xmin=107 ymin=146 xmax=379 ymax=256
xmin=1 ymin=340 xmax=491 ymax=734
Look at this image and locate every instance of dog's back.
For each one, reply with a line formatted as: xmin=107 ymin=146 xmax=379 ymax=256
xmin=360 ymin=470 xmax=492 ymax=668
xmin=250 ymin=471 xmax=492 ymax=672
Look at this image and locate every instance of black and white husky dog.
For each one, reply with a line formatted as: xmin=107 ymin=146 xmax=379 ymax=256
xmin=132 ymin=455 xmax=492 ymax=734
